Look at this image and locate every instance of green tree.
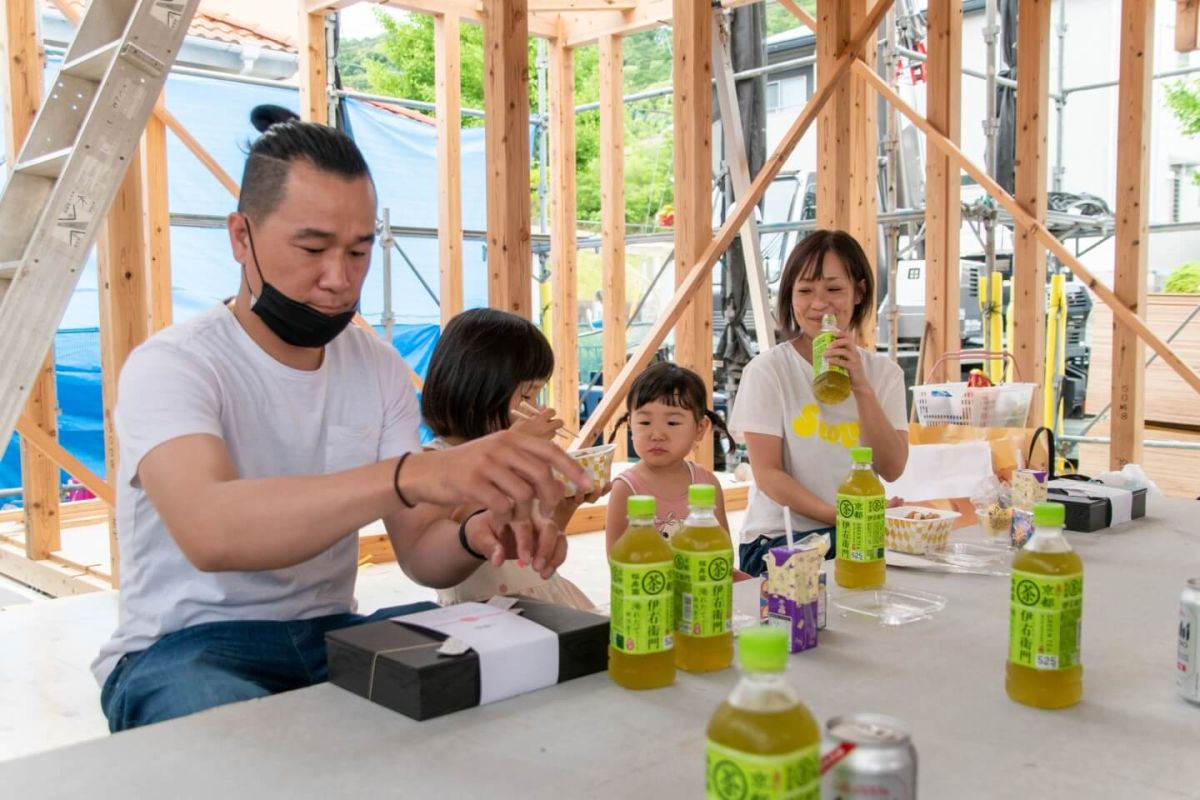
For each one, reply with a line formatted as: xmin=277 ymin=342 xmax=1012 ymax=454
xmin=1165 ymin=80 xmax=1200 ymax=186
xmin=766 ymin=0 xmax=818 ymax=36
xmin=1165 ymin=262 xmax=1200 ymax=294
xmin=336 ymin=35 xmax=384 ymax=91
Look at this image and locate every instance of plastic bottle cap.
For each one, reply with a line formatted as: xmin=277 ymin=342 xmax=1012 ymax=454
xmin=850 ymin=447 xmax=874 ymax=464
xmin=738 ymin=626 xmax=789 ymax=672
xmin=1033 ymin=501 xmax=1065 ymax=528
xmin=688 ymin=483 xmax=717 ymax=508
xmin=627 ymin=495 xmax=656 ymax=518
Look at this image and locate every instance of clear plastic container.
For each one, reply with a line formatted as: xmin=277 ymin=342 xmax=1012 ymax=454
xmin=923 ymin=542 xmax=1012 ymax=576
xmin=830 ymin=586 xmax=948 ymax=626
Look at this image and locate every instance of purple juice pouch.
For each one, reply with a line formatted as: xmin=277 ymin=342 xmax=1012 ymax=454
xmin=765 ymin=545 xmax=822 ymax=653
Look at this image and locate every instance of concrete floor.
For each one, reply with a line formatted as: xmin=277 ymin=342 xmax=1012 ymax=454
xmin=0 ymin=510 xmax=745 ymax=764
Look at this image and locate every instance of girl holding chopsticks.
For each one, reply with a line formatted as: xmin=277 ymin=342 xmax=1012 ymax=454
xmin=420 ymin=308 xmax=605 ymax=609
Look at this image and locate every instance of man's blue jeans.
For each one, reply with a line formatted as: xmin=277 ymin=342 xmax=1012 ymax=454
xmin=100 ymin=602 xmax=436 ymax=732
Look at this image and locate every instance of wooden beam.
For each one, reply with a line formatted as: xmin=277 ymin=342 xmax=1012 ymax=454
xmin=815 ymin=0 xmax=878 ymax=319
xmin=484 ymin=0 xmax=533 ymax=318
xmin=17 ymin=357 xmax=60 ymax=560
xmin=15 ymin=416 xmax=114 ymax=507
xmin=1 ymin=0 xmax=39 ymax=164
xmin=299 ymin=9 xmax=329 ymax=125
xmin=142 ymin=95 xmax=173 ymax=333
xmin=1178 ymin=0 xmax=1199 ymax=52
xmin=673 ymin=0 xmax=715 ymax=469
xmin=922 ymin=0 xmax=962 ymax=383
xmin=849 ymin=0 xmax=879 ymax=346
xmin=531 ymin=0 xmax=635 ymax=9
xmin=1112 ymin=0 xmax=1154 ymax=469
xmin=562 ymin=0 xmax=670 ymax=47
xmin=816 ymin=2 xmax=849 ymax=230
xmin=549 ymin=37 xmax=580 ymax=433
xmin=855 ymin=60 xmax=1200 ymax=398
xmin=436 ymin=13 xmax=465 ymax=326
xmin=1012 ymin=0 xmax=1050 ymax=414
xmin=97 ymin=152 xmax=154 ymax=584
xmin=600 ymin=33 xmax=627 ymax=459
xmin=4 ymin=0 xmax=61 ymax=562
xmin=0 ymin=540 xmax=109 ymax=597
xmin=712 ymin=8 xmax=775 ymax=348
xmin=573 ymin=0 xmax=896 ymax=450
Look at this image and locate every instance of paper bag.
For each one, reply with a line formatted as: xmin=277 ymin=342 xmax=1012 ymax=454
xmin=908 ymin=424 xmax=1049 ymax=483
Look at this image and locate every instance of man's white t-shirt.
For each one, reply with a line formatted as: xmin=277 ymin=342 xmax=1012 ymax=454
xmin=728 ymin=340 xmax=908 ymax=545
xmin=91 ymin=305 xmax=420 ymax=683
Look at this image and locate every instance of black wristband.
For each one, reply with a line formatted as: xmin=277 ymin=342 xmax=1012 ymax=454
xmin=458 ymin=510 xmax=488 ymax=561
xmin=393 ymin=452 xmax=416 ymax=508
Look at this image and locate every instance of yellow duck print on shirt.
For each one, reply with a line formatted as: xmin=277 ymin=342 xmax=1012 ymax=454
xmin=791 ymin=403 xmax=859 ymax=449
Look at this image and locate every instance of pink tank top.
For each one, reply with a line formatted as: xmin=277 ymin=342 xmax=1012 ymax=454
xmin=614 ymin=461 xmax=712 ymax=541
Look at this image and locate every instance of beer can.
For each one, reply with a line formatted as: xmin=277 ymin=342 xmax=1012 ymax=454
xmin=1178 ymin=578 xmax=1200 ymax=704
xmin=822 ymin=713 xmax=917 ymax=800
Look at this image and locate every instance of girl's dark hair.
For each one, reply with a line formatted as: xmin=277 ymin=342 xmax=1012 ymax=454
xmin=776 ymin=229 xmax=875 ymax=335
xmin=238 ymin=113 xmax=372 ymax=221
xmin=611 ymin=362 xmax=733 ymax=450
xmin=422 ymin=308 xmax=555 ymax=441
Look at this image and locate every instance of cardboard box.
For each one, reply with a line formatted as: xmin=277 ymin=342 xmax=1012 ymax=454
xmin=326 ymin=599 xmax=608 ymax=721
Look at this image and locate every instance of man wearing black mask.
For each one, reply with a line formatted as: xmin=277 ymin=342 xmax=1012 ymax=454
xmin=92 ymin=120 xmax=589 ymax=731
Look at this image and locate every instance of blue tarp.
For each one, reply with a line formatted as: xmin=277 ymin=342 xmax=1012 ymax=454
xmin=0 ymin=65 xmax=501 ymax=494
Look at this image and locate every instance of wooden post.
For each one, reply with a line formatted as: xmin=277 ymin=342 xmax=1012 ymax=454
xmin=1012 ymin=0 xmax=1050 ymax=413
xmin=600 ymin=34 xmax=627 ymax=459
xmin=674 ymin=0 xmax=715 ymax=469
xmin=299 ymin=9 xmax=329 ymax=125
xmin=549 ymin=36 xmax=579 ymax=433
xmin=923 ymin=0 xmax=962 ymax=383
xmin=850 ymin=0 xmax=878 ymax=345
xmin=816 ymin=3 xmax=851 ymax=231
xmin=484 ymin=0 xmax=533 ymax=318
xmin=3 ymin=0 xmax=61 ymax=560
xmin=435 ymin=13 xmax=464 ymax=326
xmin=142 ymin=95 xmax=172 ymax=333
xmin=1111 ymin=0 xmax=1153 ymax=468
xmin=97 ymin=153 xmax=153 ymax=584
xmin=817 ymin=0 xmax=878 ymax=345
xmin=1178 ymin=0 xmax=1199 ymax=52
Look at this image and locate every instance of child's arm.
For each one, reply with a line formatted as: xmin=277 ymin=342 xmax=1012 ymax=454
xmin=604 ymin=478 xmax=634 ymax=554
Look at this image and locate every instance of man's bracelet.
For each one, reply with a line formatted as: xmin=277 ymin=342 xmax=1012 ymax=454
xmin=393 ymin=452 xmax=416 ymax=509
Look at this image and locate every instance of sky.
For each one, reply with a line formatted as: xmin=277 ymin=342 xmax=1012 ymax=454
xmin=337 ymin=4 xmax=408 ymax=40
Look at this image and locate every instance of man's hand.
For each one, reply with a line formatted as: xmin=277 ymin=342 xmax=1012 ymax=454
xmin=464 ymin=506 xmax=568 ymax=579
xmin=403 ymin=429 xmax=591 ymax=531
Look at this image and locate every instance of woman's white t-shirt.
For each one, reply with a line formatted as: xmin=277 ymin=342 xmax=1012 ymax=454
xmin=728 ymin=339 xmax=909 ymax=545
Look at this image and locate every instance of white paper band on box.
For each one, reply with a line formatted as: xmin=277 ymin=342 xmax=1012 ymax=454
xmin=1048 ymin=479 xmax=1135 ymax=527
xmin=393 ymin=602 xmax=559 ymax=705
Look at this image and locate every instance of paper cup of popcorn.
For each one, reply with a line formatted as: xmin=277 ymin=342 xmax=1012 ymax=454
xmin=884 ymin=506 xmax=961 ymax=554
xmin=557 ymin=444 xmax=616 ymax=497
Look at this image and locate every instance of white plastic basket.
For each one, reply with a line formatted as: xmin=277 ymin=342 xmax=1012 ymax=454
xmin=912 ymin=382 xmax=1035 ymax=427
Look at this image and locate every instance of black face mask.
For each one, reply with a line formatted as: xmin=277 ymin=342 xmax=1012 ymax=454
xmin=241 ymin=221 xmax=358 ymax=349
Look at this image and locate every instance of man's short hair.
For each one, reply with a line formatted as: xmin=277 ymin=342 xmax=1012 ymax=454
xmin=237 ymin=119 xmax=372 ymax=221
